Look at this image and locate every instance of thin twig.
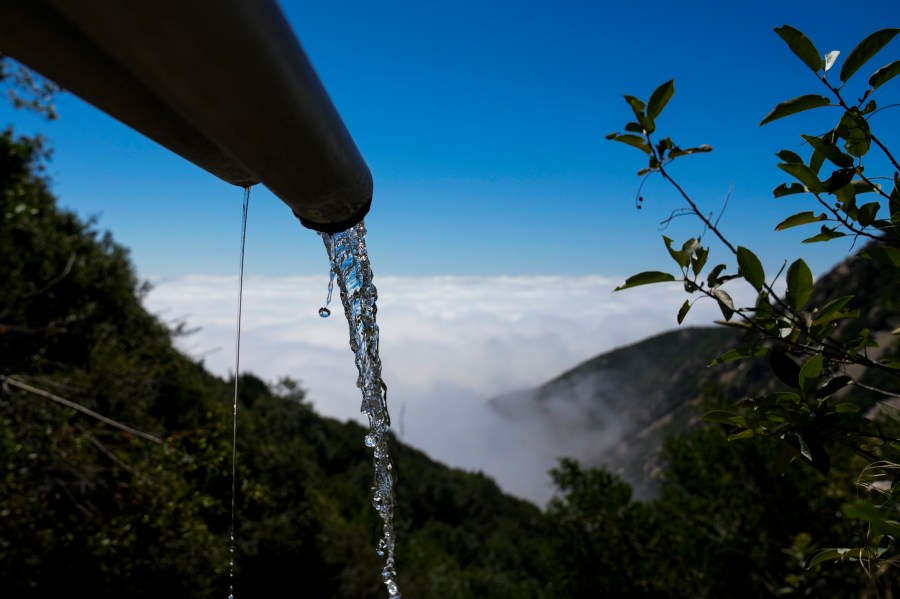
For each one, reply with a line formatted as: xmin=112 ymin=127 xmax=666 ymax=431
xmin=1 ymin=375 xmax=164 ymax=444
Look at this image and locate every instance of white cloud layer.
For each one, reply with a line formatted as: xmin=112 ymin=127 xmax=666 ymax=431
xmin=144 ymin=274 xmax=757 ymax=506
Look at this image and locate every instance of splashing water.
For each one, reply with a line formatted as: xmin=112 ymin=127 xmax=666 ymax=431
xmin=319 ymin=220 xmax=400 ymax=598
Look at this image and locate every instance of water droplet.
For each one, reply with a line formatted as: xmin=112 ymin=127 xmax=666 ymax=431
xmin=364 ymin=433 xmax=377 ymax=447
xmin=318 ymin=307 xmax=331 ymax=318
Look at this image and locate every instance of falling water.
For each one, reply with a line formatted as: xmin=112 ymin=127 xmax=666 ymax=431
xmin=319 ymin=220 xmax=400 ymax=598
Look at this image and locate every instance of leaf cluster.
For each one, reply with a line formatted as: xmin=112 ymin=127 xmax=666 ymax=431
xmin=608 ymin=25 xmax=900 ymax=571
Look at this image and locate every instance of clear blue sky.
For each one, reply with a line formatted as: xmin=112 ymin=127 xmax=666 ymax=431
xmin=2 ymin=0 xmax=897 ymax=280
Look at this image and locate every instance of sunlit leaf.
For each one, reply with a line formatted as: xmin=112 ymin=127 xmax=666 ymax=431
xmin=775 ymin=211 xmax=826 ymax=231
xmin=706 ymin=264 xmax=727 ymax=287
xmin=614 ymin=271 xmax=676 ymax=291
xmin=760 ymin=95 xmax=831 ymax=126
xmin=870 ymin=59 xmax=900 ymax=91
xmin=728 ymin=429 xmax=756 ymax=441
xmin=824 ymin=50 xmax=840 ymax=72
xmin=737 ymin=246 xmax=765 ymax=291
xmin=647 ymin=79 xmax=675 ymax=121
xmin=691 ymin=245 xmax=709 ymax=275
xmin=817 ymin=295 xmax=854 ymax=319
xmin=799 ymin=353 xmax=823 ymax=391
xmin=774 ymin=25 xmax=824 ymax=73
xmin=714 ymin=288 xmax=735 ymax=321
xmin=840 ymin=28 xmax=900 ymax=83
xmin=786 ymin=258 xmax=813 ymax=311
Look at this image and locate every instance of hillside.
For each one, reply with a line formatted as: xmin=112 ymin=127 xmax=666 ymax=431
xmin=0 ymin=129 xmax=552 ymax=598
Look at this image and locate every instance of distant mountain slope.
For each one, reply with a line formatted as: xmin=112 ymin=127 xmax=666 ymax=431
xmin=491 ymin=240 xmax=900 ymax=499
xmin=490 ymin=326 xmax=738 ymax=498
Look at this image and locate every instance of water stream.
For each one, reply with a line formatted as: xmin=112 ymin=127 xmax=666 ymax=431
xmin=319 ymin=220 xmax=400 ymax=598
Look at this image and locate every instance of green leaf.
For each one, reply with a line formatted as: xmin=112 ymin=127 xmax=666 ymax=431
xmin=691 ymin=245 xmax=709 ymax=275
xmin=737 ymin=246 xmax=765 ymax=291
xmin=844 ymin=498 xmax=900 ymax=537
xmin=614 ymin=271 xmax=676 ymax=291
xmin=802 ymin=225 xmax=846 ymax=243
xmin=623 ymin=95 xmax=645 ymax=119
xmin=702 ymin=410 xmax=741 ymax=426
xmin=776 ymin=149 xmax=804 ymax=164
xmin=714 ymin=288 xmax=735 ymax=321
xmin=859 ymin=245 xmax=900 ymax=267
xmin=857 ymin=202 xmax=880 ymax=227
xmin=624 ymin=121 xmax=645 ymax=133
xmin=706 ymin=263 xmax=728 ymax=287
xmin=647 ymin=80 xmax=675 ymax=121
xmin=840 ymin=28 xmax=900 ymax=83
xmin=773 ymin=182 xmax=808 ymax=197
xmin=837 ymin=110 xmax=871 ymax=157
xmin=774 ymin=25 xmax=824 ymax=73
xmin=816 ymin=295 xmax=854 ymax=320
xmin=799 ymin=353 xmax=823 ymax=391
xmin=606 ymin=133 xmax=650 ymax=154
xmin=664 ymin=236 xmax=689 ymax=268
xmin=801 ymin=134 xmax=855 ymax=167
xmin=833 ymin=402 xmax=859 ymax=413
xmin=760 ymin=95 xmax=831 ymax=126
xmin=677 ymin=299 xmax=691 ymax=324
xmin=777 ymin=163 xmax=824 ymax=192
xmin=708 ymin=345 xmax=769 ymax=366
xmin=786 ymin=258 xmax=813 ymax=311
xmin=870 ymin=59 xmax=900 ymax=91
xmin=777 ymin=163 xmax=825 ymax=193
xmin=806 ymin=548 xmax=857 ymax=569
xmin=775 ymin=211 xmax=826 ymax=231
xmin=728 ymin=429 xmax=756 ymax=441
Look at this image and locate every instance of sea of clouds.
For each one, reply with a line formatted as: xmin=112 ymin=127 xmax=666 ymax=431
xmin=143 ymin=274 xmax=756 ymax=506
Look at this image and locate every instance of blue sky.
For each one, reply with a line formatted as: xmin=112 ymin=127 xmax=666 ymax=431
xmin=2 ymin=1 xmax=898 ymax=503
xmin=2 ymin=0 xmax=897 ymax=282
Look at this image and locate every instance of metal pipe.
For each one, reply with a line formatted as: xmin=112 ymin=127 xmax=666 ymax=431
xmin=0 ymin=0 xmax=372 ymax=233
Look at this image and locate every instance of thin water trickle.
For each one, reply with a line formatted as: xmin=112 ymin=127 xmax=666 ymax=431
xmin=320 ymin=220 xmax=400 ymax=598
xmin=228 ymin=187 xmax=251 ymax=599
